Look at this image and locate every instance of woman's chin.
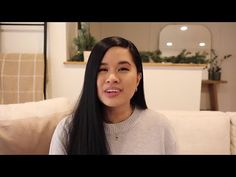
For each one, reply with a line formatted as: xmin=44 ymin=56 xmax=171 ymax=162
xmin=102 ymin=100 xmax=124 ymax=108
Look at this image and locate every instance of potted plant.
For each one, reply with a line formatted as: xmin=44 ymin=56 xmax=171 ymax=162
xmin=71 ymin=25 xmax=96 ymax=62
xmin=207 ymin=49 xmax=232 ymax=80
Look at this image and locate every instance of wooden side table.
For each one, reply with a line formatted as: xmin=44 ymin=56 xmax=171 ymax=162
xmin=202 ymin=80 xmax=227 ymax=111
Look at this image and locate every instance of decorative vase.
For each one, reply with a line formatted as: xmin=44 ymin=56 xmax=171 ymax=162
xmin=83 ymin=51 xmax=91 ymax=62
xmin=208 ymin=70 xmax=214 ymax=80
xmin=208 ymin=70 xmax=221 ymax=80
xmin=213 ymin=71 xmax=221 ymax=80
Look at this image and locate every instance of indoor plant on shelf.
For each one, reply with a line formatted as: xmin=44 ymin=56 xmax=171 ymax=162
xmin=207 ymin=49 xmax=232 ymax=80
xmin=71 ymin=25 xmax=96 ymax=62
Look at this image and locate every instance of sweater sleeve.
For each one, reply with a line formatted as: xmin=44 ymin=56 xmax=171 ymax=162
xmin=164 ymin=120 xmax=177 ymax=155
xmin=49 ymin=117 xmax=69 ymax=155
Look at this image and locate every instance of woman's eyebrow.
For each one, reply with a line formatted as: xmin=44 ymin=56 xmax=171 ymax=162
xmin=118 ymin=61 xmax=131 ymax=65
xmin=100 ymin=61 xmax=131 ymax=66
xmin=100 ymin=62 xmax=108 ymax=66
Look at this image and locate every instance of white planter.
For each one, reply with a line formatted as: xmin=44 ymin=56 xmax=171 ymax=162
xmin=83 ymin=51 xmax=91 ymax=62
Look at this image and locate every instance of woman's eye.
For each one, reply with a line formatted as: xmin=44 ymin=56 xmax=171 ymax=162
xmin=98 ymin=68 xmax=108 ymax=72
xmin=118 ymin=67 xmax=129 ymax=72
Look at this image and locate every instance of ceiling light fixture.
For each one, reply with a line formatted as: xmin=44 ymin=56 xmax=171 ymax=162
xmin=199 ymin=42 xmax=206 ymax=47
xmin=180 ymin=26 xmax=188 ymax=31
xmin=166 ymin=42 xmax=173 ymax=46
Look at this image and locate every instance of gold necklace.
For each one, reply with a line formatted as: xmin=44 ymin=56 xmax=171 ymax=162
xmin=111 ymin=106 xmax=135 ymax=141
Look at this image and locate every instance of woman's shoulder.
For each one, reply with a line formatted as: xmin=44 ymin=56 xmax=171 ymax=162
xmin=138 ymin=108 xmax=172 ymax=128
xmin=49 ymin=115 xmax=72 ymax=155
xmin=139 ymin=108 xmax=166 ymax=119
xmin=55 ymin=115 xmax=73 ymax=134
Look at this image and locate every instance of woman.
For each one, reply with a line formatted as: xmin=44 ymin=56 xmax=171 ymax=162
xmin=49 ymin=36 xmax=177 ymax=155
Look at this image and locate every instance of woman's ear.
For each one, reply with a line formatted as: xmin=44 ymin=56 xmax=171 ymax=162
xmin=137 ymin=72 xmax=142 ymax=87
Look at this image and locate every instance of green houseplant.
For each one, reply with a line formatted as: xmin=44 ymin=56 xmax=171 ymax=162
xmin=73 ymin=28 xmax=96 ymax=52
xmin=207 ymin=49 xmax=232 ymax=80
xmin=139 ymin=49 xmax=208 ymax=64
xmin=71 ymin=25 xmax=96 ymax=62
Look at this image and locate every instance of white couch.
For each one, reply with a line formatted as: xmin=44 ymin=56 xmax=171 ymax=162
xmin=0 ymin=97 xmax=74 ymax=154
xmin=0 ymin=97 xmax=235 ymax=154
xmin=159 ymin=110 xmax=233 ymax=154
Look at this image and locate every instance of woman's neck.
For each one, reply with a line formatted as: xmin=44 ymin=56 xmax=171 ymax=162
xmin=104 ymin=104 xmax=134 ymax=124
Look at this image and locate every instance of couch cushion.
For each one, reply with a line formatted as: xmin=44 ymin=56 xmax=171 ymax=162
xmin=0 ymin=97 xmax=72 ymax=120
xmin=226 ymin=112 xmax=236 ymax=154
xmin=0 ymin=97 xmax=73 ymax=154
xmin=159 ymin=111 xmax=231 ymax=154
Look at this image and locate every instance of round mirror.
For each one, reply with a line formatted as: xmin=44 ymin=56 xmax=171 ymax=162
xmin=159 ymin=24 xmax=211 ymax=58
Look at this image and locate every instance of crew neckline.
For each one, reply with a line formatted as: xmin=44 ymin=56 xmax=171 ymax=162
xmin=104 ymin=107 xmax=143 ymax=135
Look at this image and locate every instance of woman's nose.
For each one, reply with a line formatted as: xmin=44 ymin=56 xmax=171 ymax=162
xmin=106 ymin=73 xmax=119 ymax=84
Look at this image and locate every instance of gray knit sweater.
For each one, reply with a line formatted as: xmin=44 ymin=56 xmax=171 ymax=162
xmin=49 ymin=107 xmax=177 ymax=155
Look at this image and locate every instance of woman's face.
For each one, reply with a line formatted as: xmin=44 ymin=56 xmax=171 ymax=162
xmin=97 ymin=47 xmax=141 ymax=108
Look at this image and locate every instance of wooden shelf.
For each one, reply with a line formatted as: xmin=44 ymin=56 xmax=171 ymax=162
xmin=202 ymin=80 xmax=227 ymax=84
xmin=202 ymin=80 xmax=227 ymax=111
xmin=64 ymin=61 xmax=87 ymax=65
xmin=64 ymin=61 xmax=206 ymax=68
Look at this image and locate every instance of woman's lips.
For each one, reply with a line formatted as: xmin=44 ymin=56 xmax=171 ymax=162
xmin=104 ymin=88 xmax=122 ymax=97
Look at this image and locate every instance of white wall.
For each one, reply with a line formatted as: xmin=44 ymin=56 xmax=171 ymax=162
xmin=0 ymin=23 xmax=44 ymax=53
xmin=47 ymin=23 xmax=84 ymax=102
xmin=143 ymin=66 xmax=202 ymax=111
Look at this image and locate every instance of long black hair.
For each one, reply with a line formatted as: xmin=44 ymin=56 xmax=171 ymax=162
xmin=66 ymin=36 xmax=147 ymax=154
